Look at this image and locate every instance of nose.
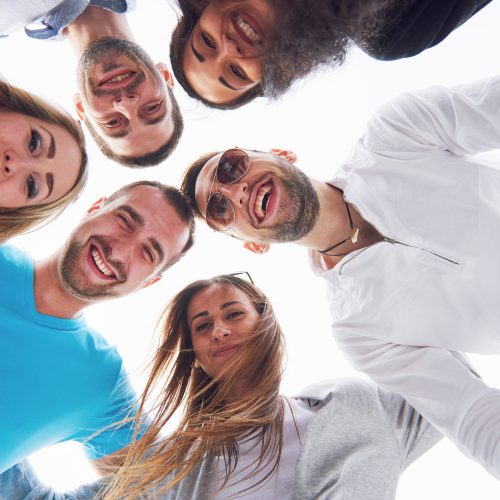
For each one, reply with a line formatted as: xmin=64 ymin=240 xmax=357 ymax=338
xmin=217 ymin=181 xmax=248 ymax=208
xmin=222 ymin=34 xmax=243 ymax=57
xmin=2 ymin=153 xmax=30 ymax=176
xmin=112 ymin=93 xmax=140 ymax=114
xmin=212 ymin=323 xmax=231 ymax=341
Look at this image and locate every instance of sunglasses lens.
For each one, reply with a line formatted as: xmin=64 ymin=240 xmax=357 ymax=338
xmin=216 ymin=149 xmax=249 ymax=184
xmin=206 ymin=193 xmax=234 ymax=230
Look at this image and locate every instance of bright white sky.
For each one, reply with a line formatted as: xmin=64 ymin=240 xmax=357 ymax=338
xmin=2 ymin=1 xmax=500 ymax=498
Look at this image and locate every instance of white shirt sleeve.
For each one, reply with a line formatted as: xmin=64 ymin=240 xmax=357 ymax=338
xmin=335 ymin=331 xmax=500 ymax=479
xmin=364 ymin=75 xmax=500 ymax=156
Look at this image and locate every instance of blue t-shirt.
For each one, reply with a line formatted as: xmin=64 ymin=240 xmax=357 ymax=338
xmin=0 ymin=245 xmax=138 ymax=473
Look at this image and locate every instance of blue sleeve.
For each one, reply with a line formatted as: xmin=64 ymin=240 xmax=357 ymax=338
xmin=74 ymin=367 xmax=145 ymax=459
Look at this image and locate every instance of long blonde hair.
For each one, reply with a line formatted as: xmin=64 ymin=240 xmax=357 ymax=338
xmin=104 ymin=275 xmax=286 ymax=499
xmin=0 ymin=78 xmax=88 ymax=243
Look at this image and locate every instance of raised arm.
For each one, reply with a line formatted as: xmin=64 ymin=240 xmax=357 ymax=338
xmin=365 ymin=75 xmax=500 ymax=156
xmin=336 ymin=332 xmax=500 ymax=479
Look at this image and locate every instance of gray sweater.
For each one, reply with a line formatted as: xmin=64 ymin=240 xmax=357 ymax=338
xmin=0 ymin=379 xmax=441 ymax=499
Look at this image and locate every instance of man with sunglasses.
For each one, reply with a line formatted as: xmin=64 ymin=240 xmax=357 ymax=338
xmin=181 ymin=75 xmax=500 ymax=479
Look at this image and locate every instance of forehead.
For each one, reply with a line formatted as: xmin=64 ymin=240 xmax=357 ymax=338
xmin=188 ymin=284 xmax=250 ymax=315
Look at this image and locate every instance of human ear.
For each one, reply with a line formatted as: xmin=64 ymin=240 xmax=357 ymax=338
xmin=73 ymin=94 xmax=85 ymax=121
xmin=86 ymin=197 xmax=106 ymax=216
xmin=156 ymin=62 xmax=174 ymax=87
xmin=143 ymin=275 xmax=163 ymax=288
xmin=270 ymin=148 xmax=297 ymax=163
xmin=243 ymin=241 xmax=270 ymax=254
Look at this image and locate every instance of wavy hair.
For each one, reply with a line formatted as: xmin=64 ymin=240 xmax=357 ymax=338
xmin=104 ymin=275 xmax=285 ymax=499
xmin=0 ymin=79 xmax=88 ymax=243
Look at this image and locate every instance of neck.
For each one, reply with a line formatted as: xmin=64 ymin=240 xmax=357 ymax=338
xmin=34 ymin=254 xmax=87 ymax=319
xmin=63 ymin=6 xmax=135 ymax=56
xmin=295 ymin=179 xmax=350 ymax=251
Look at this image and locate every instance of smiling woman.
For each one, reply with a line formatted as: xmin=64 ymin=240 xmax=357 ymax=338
xmin=0 ymin=78 xmax=88 ymax=243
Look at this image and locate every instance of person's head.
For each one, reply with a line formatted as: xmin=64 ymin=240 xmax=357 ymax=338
xmin=75 ymin=37 xmax=183 ymax=167
xmin=104 ymin=274 xmax=285 ymax=498
xmin=58 ymin=180 xmax=194 ymax=303
xmin=181 ymin=147 xmax=319 ymax=252
xmin=171 ymin=0 xmax=391 ymax=108
xmin=0 ymin=79 xmax=88 ymax=244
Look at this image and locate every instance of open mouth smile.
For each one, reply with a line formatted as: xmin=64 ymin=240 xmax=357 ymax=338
xmin=89 ymin=244 xmax=117 ymax=280
xmin=232 ymin=12 xmax=262 ymax=45
xmin=97 ymin=70 xmax=137 ymax=89
xmin=252 ymin=180 xmax=274 ymax=222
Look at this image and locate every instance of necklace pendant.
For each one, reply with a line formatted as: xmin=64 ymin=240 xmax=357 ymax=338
xmin=350 ymin=227 xmax=359 ymax=244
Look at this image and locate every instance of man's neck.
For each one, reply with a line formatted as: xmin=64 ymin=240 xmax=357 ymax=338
xmin=34 ymin=256 xmax=86 ymax=319
xmin=63 ymin=6 xmax=135 ymax=56
xmin=296 ymin=179 xmax=351 ymax=251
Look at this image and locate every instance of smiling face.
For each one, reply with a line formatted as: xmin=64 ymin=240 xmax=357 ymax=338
xmin=59 ymin=185 xmax=190 ymax=302
xmin=188 ymin=283 xmax=260 ymax=380
xmin=193 ymin=148 xmax=319 ymax=243
xmin=75 ymin=38 xmax=176 ymax=159
xmin=183 ymin=0 xmax=274 ymax=104
xmin=0 ymin=110 xmax=81 ymax=209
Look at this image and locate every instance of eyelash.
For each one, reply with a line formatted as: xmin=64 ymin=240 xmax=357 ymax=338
xmin=105 ymin=117 xmax=124 ymax=128
xmin=26 ymin=175 xmax=38 ymax=199
xmin=144 ymin=103 xmax=161 ymax=113
xmin=143 ymin=246 xmax=154 ymax=263
xmin=29 ymin=130 xmax=41 ymax=154
xmin=117 ymin=213 xmax=132 ymax=230
xmin=201 ymin=32 xmax=215 ymax=49
xmin=194 ymin=311 xmax=244 ymax=332
xmin=230 ymin=64 xmax=247 ymax=81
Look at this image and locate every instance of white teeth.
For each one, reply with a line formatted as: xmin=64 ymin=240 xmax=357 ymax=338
xmin=236 ymin=15 xmax=261 ymax=44
xmin=104 ymin=72 xmax=132 ymax=84
xmin=254 ymin=184 xmax=272 ymax=219
xmin=91 ymin=249 xmax=114 ymax=277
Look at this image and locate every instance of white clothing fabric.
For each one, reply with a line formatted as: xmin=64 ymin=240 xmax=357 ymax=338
xmin=213 ymin=398 xmax=316 ymax=499
xmin=0 ymin=0 xmax=64 ymax=36
xmin=310 ymin=75 xmax=500 ymax=478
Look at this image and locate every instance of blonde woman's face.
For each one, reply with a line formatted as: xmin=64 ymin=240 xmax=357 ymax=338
xmin=0 ymin=111 xmax=81 ymax=209
xmin=188 ymin=284 xmax=260 ymax=379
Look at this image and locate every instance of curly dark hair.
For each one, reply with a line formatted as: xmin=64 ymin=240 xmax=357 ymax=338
xmin=169 ymin=0 xmax=407 ymax=105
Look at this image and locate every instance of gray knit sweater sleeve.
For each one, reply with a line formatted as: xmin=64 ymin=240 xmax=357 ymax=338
xmin=291 ymin=379 xmax=442 ymax=500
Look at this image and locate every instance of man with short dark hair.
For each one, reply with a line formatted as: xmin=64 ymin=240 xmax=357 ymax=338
xmin=0 ymin=180 xmax=194 ymax=478
xmin=181 ymin=75 xmax=500 ymax=478
xmin=2 ymin=1 xmax=183 ymax=167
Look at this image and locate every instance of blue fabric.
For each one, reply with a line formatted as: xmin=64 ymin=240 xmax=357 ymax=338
xmin=0 ymin=245 xmax=139 ymax=474
xmin=0 ymin=460 xmax=101 ymax=499
xmin=25 ymin=0 xmax=136 ymax=40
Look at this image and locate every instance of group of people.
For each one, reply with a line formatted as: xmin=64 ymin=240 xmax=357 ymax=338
xmin=1 ymin=0 xmax=500 ymax=498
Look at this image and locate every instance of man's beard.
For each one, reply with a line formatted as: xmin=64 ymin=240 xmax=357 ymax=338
xmin=60 ymin=235 xmax=125 ymax=301
xmin=260 ymin=0 xmax=403 ymax=98
xmin=76 ymin=37 xmax=159 ymax=97
xmin=255 ymin=158 xmax=319 ymax=243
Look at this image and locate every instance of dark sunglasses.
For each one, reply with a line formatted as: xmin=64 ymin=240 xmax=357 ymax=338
xmin=206 ymin=148 xmax=250 ymax=231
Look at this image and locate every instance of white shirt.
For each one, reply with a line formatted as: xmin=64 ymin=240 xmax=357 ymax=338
xmin=310 ymin=75 xmax=500 ymax=479
xmin=213 ymin=398 xmax=316 ymax=499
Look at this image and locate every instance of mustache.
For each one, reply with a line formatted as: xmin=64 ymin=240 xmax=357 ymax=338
xmin=92 ymin=235 xmax=127 ymax=282
xmin=92 ymin=70 xmax=146 ymax=97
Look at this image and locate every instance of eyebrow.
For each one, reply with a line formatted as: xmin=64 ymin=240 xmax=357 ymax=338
xmin=149 ymin=237 xmax=165 ymax=264
xmin=145 ymin=109 xmax=167 ymax=126
xmin=191 ymin=38 xmax=205 ymax=63
xmin=42 ymin=173 xmax=54 ymax=200
xmin=40 ymin=126 xmax=56 ymax=158
xmin=190 ymin=301 xmax=244 ymax=322
xmin=119 ymin=204 xmax=144 ymax=226
xmin=218 ymin=77 xmax=238 ymax=91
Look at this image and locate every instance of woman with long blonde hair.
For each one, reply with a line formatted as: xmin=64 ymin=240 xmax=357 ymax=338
xmin=1 ymin=274 xmax=444 ymax=499
xmin=0 ymin=78 xmax=88 ymax=243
